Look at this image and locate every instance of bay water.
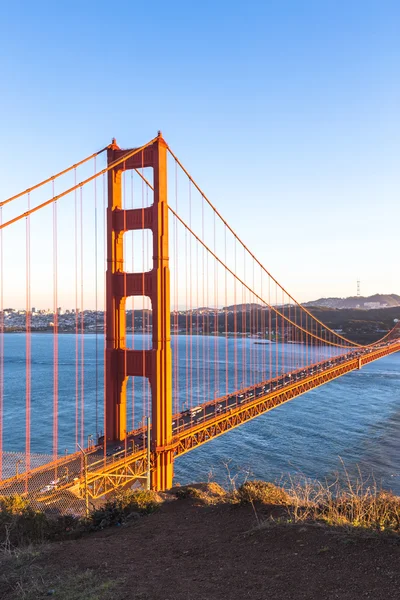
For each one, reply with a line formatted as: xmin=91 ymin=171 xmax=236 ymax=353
xmin=1 ymin=333 xmax=399 ymax=494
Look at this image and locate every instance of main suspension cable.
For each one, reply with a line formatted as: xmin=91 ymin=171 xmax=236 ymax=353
xmin=0 ymin=146 xmax=111 ymax=208
xmin=169 ymin=205 xmax=360 ymax=348
xmin=0 ymin=137 xmax=158 ymax=230
xmin=130 ymin=155 xmax=360 ymax=348
xmin=166 ymin=147 xmax=362 ymax=348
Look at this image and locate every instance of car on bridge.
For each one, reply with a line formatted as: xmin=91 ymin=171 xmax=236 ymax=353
xmin=40 ymin=483 xmax=57 ymax=494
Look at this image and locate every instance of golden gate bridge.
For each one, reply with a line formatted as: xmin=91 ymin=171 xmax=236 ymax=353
xmin=0 ymin=133 xmax=399 ymax=509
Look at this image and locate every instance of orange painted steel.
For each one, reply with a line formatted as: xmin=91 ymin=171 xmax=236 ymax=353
xmin=0 ymin=137 xmax=158 ymax=231
xmin=86 ymin=343 xmax=399 ymax=498
xmin=105 ymin=133 xmax=173 ymax=491
xmin=85 ymin=451 xmax=149 ymax=499
xmin=173 ymin=342 xmax=400 ymax=457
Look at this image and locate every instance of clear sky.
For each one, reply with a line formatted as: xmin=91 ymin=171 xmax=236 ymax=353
xmin=0 ymin=0 xmax=399 ymax=307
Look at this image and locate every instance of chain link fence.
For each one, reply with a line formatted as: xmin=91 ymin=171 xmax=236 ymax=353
xmin=0 ymin=447 xmax=149 ymax=517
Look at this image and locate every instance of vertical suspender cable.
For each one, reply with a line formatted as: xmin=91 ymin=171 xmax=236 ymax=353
xmin=275 ymin=283 xmax=278 ymax=378
xmin=174 ymin=161 xmax=179 ymax=415
xmin=268 ymin=276 xmax=272 ymax=380
xmin=250 ymin=290 xmax=254 ymax=385
xmin=233 ymin=237 xmax=237 ymax=392
xmin=80 ymin=185 xmax=84 ymax=449
xmin=145 ymin=184 xmax=150 ymax=419
xmin=141 ymin=157 xmax=146 ymax=437
xmin=224 ymin=226 xmax=228 ymax=396
xmin=122 ymin=166 xmax=127 ymax=442
xmin=94 ymin=158 xmax=99 ymax=438
xmin=102 ymin=173 xmax=107 ymax=457
xmin=251 ymin=261 xmax=255 ymax=385
xmin=25 ymin=193 xmax=31 ymax=480
xmin=196 ymin=237 xmax=200 ymax=406
xmin=189 ymin=182 xmax=193 ymax=413
xmin=142 ymin=178 xmax=149 ymax=422
xmin=74 ymin=170 xmax=79 ymax=450
xmin=0 ymin=206 xmax=3 ymax=479
xmin=260 ymin=267 xmax=264 ymax=382
xmin=206 ymin=248 xmax=210 ymax=403
xmin=185 ymin=225 xmax=189 ymax=412
xmin=201 ymin=195 xmax=206 ymax=410
xmin=306 ymin=314 xmax=308 ymax=367
xmin=242 ymin=247 xmax=246 ymax=389
xmin=282 ymin=287 xmax=285 ymax=376
xmin=300 ymin=303 xmax=304 ymax=368
xmin=131 ymin=169 xmax=135 ymax=430
xmin=53 ymin=183 xmax=58 ymax=462
xmin=214 ymin=212 xmax=219 ymax=400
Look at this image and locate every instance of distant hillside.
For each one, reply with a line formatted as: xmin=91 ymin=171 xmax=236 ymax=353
xmin=303 ymin=294 xmax=400 ymax=310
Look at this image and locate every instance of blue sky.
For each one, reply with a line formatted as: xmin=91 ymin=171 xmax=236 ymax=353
xmin=0 ymin=0 xmax=399 ymax=306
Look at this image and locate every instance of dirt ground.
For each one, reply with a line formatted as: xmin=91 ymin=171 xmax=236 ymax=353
xmin=1 ymin=493 xmax=400 ymax=600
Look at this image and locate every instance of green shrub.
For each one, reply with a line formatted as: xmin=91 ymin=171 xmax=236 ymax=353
xmin=116 ymin=489 xmax=159 ymax=514
xmin=237 ymin=480 xmax=289 ymax=505
xmin=175 ymin=486 xmax=204 ymax=499
xmin=0 ymin=497 xmax=49 ymax=547
xmin=0 ymin=494 xmax=30 ymax=514
xmin=175 ymin=483 xmax=227 ymax=504
xmin=89 ymin=489 xmax=160 ymax=530
xmin=0 ymin=496 xmax=82 ymax=548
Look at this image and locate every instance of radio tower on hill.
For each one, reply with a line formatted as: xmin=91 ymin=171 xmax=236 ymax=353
xmin=357 ymin=279 xmax=361 ymax=297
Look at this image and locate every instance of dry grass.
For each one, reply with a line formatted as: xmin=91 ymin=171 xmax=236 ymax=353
xmin=284 ymin=469 xmax=400 ymax=532
xmin=217 ymin=461 xmax=400 ymax=534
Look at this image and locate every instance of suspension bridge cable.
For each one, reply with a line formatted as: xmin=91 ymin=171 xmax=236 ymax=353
xmin=166 ymin=147 xmax=362 ymax=348
xmin=0 ymin=146 xmax=111 ymax=208
xmin=128 ymin=156 xmax=359 ymax=349
xmin=168 ymin=204 xmax=360 ymax=348
xmin=116 ymin=144 xmax=400 ymax=349
xmin=0 ymin=137 xmax=159 ymax=230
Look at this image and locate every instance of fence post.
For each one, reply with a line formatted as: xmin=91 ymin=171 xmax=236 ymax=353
xmin=146 ymin=416 xmax=151 ymax=491
xmin=77 ymin=444 xmax=89 ymax=518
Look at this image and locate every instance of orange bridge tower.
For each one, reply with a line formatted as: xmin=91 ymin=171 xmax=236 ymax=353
xmin=105 ymin=133 xmax=173 ymax=491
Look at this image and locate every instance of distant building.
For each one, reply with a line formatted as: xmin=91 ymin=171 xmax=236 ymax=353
xmin=364 ymin=302 xmax=388 ymax=309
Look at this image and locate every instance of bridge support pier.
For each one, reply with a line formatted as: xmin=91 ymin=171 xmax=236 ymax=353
xmin=105 ymin=133 xmax=173 ymax=491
